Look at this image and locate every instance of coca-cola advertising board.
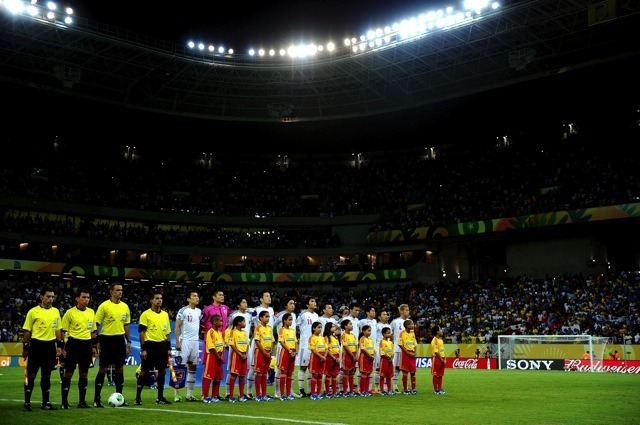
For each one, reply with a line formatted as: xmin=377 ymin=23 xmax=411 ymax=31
xmin=415 ymin=357 xmax=498 ymax=369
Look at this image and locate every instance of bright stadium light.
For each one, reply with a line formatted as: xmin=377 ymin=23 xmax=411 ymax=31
xmin=0 ymin=0 xmax=501 ymax=61
xmin=5 ymin=0 xmax=26 ymax=15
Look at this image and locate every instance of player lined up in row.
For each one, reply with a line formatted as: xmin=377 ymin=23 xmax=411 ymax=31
xmin=21 ymin=284 xmax=443 ymax=411
xmin=197 ymin=290 xmax=420 ymax=402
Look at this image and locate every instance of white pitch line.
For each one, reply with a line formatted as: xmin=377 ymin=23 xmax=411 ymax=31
xmin=0 ymin=399 xmax=348 ymax=425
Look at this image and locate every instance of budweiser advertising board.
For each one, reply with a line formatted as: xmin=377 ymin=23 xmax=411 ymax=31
xmin=564 ymin=359 xmax=640 ymax=373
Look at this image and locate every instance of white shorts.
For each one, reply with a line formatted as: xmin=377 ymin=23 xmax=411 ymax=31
xmin=247 ymin=340 xmax=255 ymax=368
xmin=179 ymin=339 xmax=200 ymax=365
xmin=295 ymin=347 xmax=311 ymax=367
xmin=374 ymin=352 xmax=381 ymax=369
xmin=393 ymin=351 xmax=401 ymax=369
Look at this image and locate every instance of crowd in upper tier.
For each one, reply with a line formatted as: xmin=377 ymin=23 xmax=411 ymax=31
xmin=1 ymin=125 xmax=638 ymax=234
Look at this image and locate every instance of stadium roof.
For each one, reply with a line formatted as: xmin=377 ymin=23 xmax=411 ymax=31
xmin=1 ymin=0 xmax=639 ymax=153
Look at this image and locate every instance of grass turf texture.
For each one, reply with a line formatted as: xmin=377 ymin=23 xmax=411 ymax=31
xmin=1 ymin=365 xmax=638 ymax=425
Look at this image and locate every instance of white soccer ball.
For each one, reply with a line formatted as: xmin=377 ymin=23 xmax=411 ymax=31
xmin=108 ymin=392 xmax=124 ymax=407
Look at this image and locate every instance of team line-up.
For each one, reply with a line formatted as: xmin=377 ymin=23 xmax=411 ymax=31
xmin=20 ymin=283 xmax=448 ymax=411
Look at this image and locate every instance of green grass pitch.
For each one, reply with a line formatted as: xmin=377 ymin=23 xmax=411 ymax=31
xmin=1 ymin=365 xmax=639 ymax=425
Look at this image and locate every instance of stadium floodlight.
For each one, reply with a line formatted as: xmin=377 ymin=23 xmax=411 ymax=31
xmin=4 ymin=0 xmax=26 ymax=15
xmin=1 ymin=0 xmax=501 ymax=61
xmin=464 ymin=0 xmax=490 ymax=10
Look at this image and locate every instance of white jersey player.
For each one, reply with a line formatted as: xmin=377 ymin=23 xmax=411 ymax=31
xmin=295 ymin=296 xmax=318 ymax=396
xmin=174 ymin=290 xmax=202 ymax=401
xmin=390 ymin=303 xmax=410 ymax=392
xmin=317 ymin=302 xmax=338 ymax=330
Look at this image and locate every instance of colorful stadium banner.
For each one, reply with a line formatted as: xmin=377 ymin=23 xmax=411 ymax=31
xmin=367 ymin=202 xmax=640 ymax=243
xmin=0 ymin=259 xmax=407 ymax=283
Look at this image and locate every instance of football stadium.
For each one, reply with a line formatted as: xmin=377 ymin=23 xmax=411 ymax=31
xmin=1 ymin=1 xmax=639 ymax=424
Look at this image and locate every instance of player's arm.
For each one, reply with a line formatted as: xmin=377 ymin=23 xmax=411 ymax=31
xmin=138 ymin=323 xmax=148 ymax=359
xmin=165 ymin=332 xmax=172 ymax=356
xmin=174 ymin=317 xmax=183 ymax=350
xmin=55 ymin=328 xmax=63 ymax=357
xmin=90 ymin=328 xmax=99 ymax=357
xmin=22 ymin=329 xmax=31 ymax=359
xmin=124 ymin=323 xmax=132 ymax=354
xmin=60 ymin=327 xmax=68 ymax=356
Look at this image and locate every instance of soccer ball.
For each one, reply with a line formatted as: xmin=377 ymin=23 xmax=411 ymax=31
xmin=108 ymin=392 xmax=124 ymax=407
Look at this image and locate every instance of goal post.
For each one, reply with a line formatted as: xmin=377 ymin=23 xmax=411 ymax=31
xmin=497 ymin=334 xmax=610 ymax=371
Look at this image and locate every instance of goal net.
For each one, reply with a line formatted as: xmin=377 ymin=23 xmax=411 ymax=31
xmin=497 ymin=335 xmax=610 ymax=372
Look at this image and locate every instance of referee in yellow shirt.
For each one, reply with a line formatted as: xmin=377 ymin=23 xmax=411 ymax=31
xmin=134 ymin=291 xmax=172 ymax=405
xmin=22 ymin=285 xmax=63 ymax=411
xmin=93 ymin=282 xmax=132 ymax=407
xmin=60 ymin=288 xmax=98 ymax=409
